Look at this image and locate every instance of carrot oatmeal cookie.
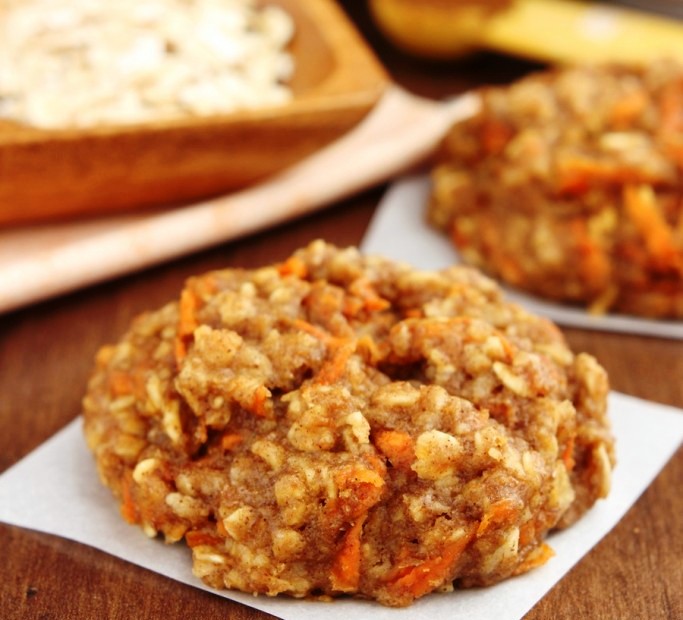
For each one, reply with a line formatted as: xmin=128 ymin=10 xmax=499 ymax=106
xmin=82 ymin=241 xmax=614 ymax=607
xmin=429 ymin=60 xmax=683 ymax=318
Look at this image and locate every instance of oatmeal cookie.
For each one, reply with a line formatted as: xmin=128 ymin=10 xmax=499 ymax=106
xmin=429 ymin=60 xmax=683 ymax=318
xmin=83 ymin=241 xmax=614 ymax=607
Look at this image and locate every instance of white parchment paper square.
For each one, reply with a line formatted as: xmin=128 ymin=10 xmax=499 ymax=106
xmin=361 ymin=175 xmax=683 ymax=340
xmin=0 ymin=392 xmax=681 ymax=620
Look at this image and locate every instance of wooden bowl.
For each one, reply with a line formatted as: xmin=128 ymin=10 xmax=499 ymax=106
xmin=0 ymin=0 xmax=388 ymax=227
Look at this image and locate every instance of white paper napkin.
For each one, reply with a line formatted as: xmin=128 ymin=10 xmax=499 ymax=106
xmin=0 ymin=392 xmax=681 ymax=620
xmin=361 ymin=175 xmax=683 ymax=340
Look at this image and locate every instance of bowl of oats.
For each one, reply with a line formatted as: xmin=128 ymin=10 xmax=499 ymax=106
xmin=0 ymin=0 xmax=388 ymax=226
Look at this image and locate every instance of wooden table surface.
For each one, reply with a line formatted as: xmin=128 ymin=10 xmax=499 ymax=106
xmin=1 ymin=3 xmax=681 ymax=619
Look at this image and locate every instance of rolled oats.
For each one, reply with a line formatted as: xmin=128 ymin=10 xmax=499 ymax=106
xmin=0 ymin=0 xmax=295 ymax=128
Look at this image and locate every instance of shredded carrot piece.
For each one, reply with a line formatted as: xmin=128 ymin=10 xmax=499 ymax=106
xmin=185 ymin=530 xmax=223 ymax=548
xmin=347 ymin=278 xmax=391 ymax=315
xmin=120 ymin=471 xmax=139 ymax=525
xmin=587 ymin=283 xmax=619 ymax=316
xmin=359 ymin=284 xmax=390 ymax=312
xmin=248 ymin=385 xmax=271 ymax=418
xmin=221 ymin=432 xmax=243 ymax=451
xmin=623 ymin=184 xmax=682 ymax=271
xmin=365 ymin=297 xmax=391 ymax=312
xmin=481 ymin=119 xmax=513 ymax=155
xmin=659 ymin=80 xmax=683 ymax=134
xmin=330 ymin=515 xmax=367 ymax=592
xmin=476 ymin=499 xmax=520 ymax=537
xmin=178 ymin=288 xmax=199 ymax=335
xmin=554 ymin=156 xmax=649 ymax=195
xmin=342 ymin=296 xmax=364 ymax=317
xmin=278 ymin=255 xmax=308 ymax=279
xmin=566 ymin=219 xmax=611 ymax=290
xmin=384 ymin=527 xmax=476 ymax=599
xmin=374 ymin=430 xmax=415 ymax=469
xmin=518 ymin=519 xmax=537 ymax=549
xmin=663 ymin=139 xmax=683 ymax=169
xmin=291 ymin=318 xmax=338 ymax=346
xmin=561 ymin=435 xmax=576 ymax=472
xmin=193 ymin=273 xmax=218 ymax=298
xmin=475 ymin=216 xmax=525 ymax=285
xmin=316 ymin=340 xmax=356 ymax=385
xmin=403 ymin=308 xmax=423 ymax=319
xmin=174 ymin=339 xmax=187 ymax=365
xmin=332 ymin=461 xmax=386 ymax=521
xmin=290 ymin=318 xmax=356 ymax=383
xmin=512 ymin=542 xmax=555 ymax=576
xmin=175 ymin=286 xmax=201 ymax=364
xmin=109 ymin=370 xmax=135 ymax=397
xmin=608 ymin=89 xmax=647 ymax=128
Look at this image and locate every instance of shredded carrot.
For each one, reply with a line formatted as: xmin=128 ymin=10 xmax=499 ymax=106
xmin=109 ymin=370 xmax=135 ymax=397
xmin=358 ymin=282 xmax=390 ymax=312
xmin=185 ymin=530 xmax=223 ymax=548
xmin=554 ymin=156 xmax=649 ymax=195
xmin=193 ymin=273 xmax=218 ymax=298
xmin=173 ymin=338 xmax=187 ymax=365
xmin=608 ymin=89 xmax=647 ymax=128
xmin=175 ymin=286 xmax=201 ymax=364
xmin=567 ymin=219 xmax=611 ymax=289
xmin=373 ymin=430 xmax=415 ymax=469
xmin=476 ymin=499 xmax=520 ymax=537
xmin=346 ymin=278 xmax=391 ymax=316
xmin=512 ymin=542 xmax=555 ymax=576
xmin=290 ymin=318 xmax=356 ymax=383
xmin=587 ymin=284 xmax=619 ymax=316
xmin=332 ymin=460 xmax=386 ymax=521
xmin=561 ymin=435 xmax=576 ymax=472
xmin=403 ymin=308 xmax=423 ymax=319
xmin=384 ymin=527 xmax=476 ymax=599
xmin=476 ymin=216 xmax=525 ymax=285
xmin=216 ymin=518 xmax=228 ymax=538
xmin=663 ymin=138 xmax=683 ymax=169
xmin=120 ymin=471 xmax=139 ymax=525
xmin=330 ymin=515 xmax=367 ymax=592
xmin=248 ymin=385 xmax=272 ymax=418
xmin=291 ymin=318 xmax=338 ymax=346
xmin=364 ymin=297 xmax=391 ymax=312
xmin=278 ymin=255 xmax=308 ymax=279
xmin=659 ymin=79 xmax=683 ymax=134
xmin=480 ymin=119 xmax=513 ymax=155
xmin=316 ymin=339 xmax=356 ymax=385
xmin=623 ymin=184 xmax=682 ymax=271
xmin=342 ymin=297 xmax=364 ymax=317
xmin=518 ymin=520 xmax=537 ymax=549
xmin=221 ymin=432 xmax=243 ymax=451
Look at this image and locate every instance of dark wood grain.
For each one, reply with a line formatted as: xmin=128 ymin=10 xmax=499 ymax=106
xmin=1 ymin=3 xmax=681 ymax=619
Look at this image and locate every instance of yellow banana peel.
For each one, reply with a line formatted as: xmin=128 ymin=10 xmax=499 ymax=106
xmin=369 ymin=0 xmax=683 ymax=64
